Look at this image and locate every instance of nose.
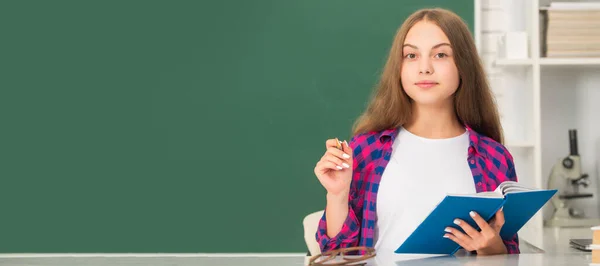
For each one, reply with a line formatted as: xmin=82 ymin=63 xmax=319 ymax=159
xmin=419 ymin=57 xmax=433 ymax=75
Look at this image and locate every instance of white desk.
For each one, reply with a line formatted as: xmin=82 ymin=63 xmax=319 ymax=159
xmin=0 ymin=254 xmax=592 ymax=266
xmin=541 ymin=226 xmax=593 ymax=254
xmin=0 ymin=227 xmax=594 ymax=266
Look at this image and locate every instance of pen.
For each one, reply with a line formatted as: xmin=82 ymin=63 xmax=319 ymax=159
xmin=335 ymin=138 xmax=344 ymax=151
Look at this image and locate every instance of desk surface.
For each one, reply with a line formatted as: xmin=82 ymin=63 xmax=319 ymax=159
xmin=0 ymin=253 xmax=593 ymax=266
xmin=0 ymin=227 xmax=595 ymax=266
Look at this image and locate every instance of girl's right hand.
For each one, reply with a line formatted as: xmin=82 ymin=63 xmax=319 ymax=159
xmin=314 ymin=139 xmax=353 ymax=197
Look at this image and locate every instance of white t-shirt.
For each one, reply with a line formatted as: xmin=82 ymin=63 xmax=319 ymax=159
xmin=373 ymin=127 xmax=476 ymax=252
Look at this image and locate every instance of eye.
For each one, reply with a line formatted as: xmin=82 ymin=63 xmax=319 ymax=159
xmin=405 ymin=53 xmax=416 ymax=59
xmin=434 ymin=53 xmax=448 ymax=58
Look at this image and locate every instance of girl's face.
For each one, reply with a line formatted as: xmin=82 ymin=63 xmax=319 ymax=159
xmin=400 ymin=20 xmax=460 ymax=108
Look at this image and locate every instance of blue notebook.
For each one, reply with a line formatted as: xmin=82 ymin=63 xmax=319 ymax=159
xmin=394 ymin=181 xmax=557 ymax=255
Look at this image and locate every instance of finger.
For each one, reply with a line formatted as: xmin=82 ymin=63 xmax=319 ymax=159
xmin=342 ymin=140 xmax=353 ymax=156
xmin=322 ymin=154 xmax=349 ymax=169
xmin=453 ymin=218 xmax=481 ymax=239
xmin=316 ymin=160 xmax=344 ymax=172
xmin=444 ymin=232 xmax=474 ymax=252
xmin=326 ymin=147 xmax=352 ymax=162
xmin=325 ymin=139 xmax=343 ymax=149
xmin=493 ymin=208 xmax=505 ymax=232
xmin=488 ymin=216 xmax=498 ymax=229
xmin=469 ymin=211 xmax=492 ymax=233
xmin=445 ymin=226 xmax=473 ymax=245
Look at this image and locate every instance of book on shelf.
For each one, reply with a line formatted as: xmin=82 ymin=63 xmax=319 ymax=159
xmin=540 ymin=2 xmax=600 ymax=57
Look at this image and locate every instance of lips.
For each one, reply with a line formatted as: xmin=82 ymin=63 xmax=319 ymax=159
xmin=415 ymin=80 xmax=439 ymax=89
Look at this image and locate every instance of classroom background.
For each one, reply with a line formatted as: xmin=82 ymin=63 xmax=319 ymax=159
xmin=1 ymin=0 xmax=600 ymax=258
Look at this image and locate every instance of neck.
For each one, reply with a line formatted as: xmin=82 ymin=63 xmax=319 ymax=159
xmin=403 ymin=102 xmax=464 ymax=139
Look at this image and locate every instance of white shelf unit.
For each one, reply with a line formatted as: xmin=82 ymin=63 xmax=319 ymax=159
xmin=540 ymin=58 xmax=600 ymax=65
xmin=495 ymin=58 xmax=600 ymax=66
xmin=494 ymin=59 xmax=535 ymax=66
xmin=477 ymin=0 xmax=600 ymax=250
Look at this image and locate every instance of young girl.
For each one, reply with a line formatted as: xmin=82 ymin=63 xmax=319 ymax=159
xmin=313 ymin=8 xmax=519 ymax=256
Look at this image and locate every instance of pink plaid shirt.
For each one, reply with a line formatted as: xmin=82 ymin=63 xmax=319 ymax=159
xmin=316 ymin=126 xmax=520 ymax=255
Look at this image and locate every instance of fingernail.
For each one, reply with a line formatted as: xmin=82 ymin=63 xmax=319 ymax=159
xmin=342 ymin=153 xmax=351 ymax=159
xmin=470 ymin=211 xmax=476 ymax=217
xmin=454 ymin=219 xmax=461 ymax=225
xmin=444 ymin=227 xmax=452 ymax=233
xmin=443 ymin=235 xmax=449 ymax=238
xmin=500 ymin=207 xmax=504 ymax=212
xmin=344 ymin=140 xmax=348 ymax=147
xmin=336 ymin=166 xmax=343 ymax=170
xmin=342 ymin=163 xmax=350 ymax=168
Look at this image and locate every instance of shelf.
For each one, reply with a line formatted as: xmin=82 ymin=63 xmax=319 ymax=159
xmin=540 ymin=58 xmax=600 ymax=66
xmin=494 ymin=59 xmax=534 ymax=66
xmin=493 ymin=58 xmax=600 ymax=67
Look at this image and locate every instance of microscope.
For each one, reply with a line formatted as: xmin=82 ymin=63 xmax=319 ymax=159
xmin=546 ymin=129 xmax=600 ymax=227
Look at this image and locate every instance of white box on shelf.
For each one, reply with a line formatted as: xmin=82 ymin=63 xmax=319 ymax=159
xmin=497 ymin=32 xmax=529 ymax=59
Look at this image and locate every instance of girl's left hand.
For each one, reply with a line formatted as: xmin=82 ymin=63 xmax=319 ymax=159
xmin=443 ymin=208 xmax=508 ymax=255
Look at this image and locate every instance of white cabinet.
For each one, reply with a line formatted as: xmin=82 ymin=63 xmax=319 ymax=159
xmin=475 ymin=0 xmax=600 ymax=249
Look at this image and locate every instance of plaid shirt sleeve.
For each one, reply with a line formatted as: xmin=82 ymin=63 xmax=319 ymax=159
xmin=315 ymin=202 xmax=361 ymax=252
xmin=502 ymin=150 xmax=520 ymax=254
xmin=315 ymin=136 xmax=364 ymax=252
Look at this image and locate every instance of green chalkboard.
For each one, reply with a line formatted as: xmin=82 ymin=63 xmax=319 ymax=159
xmin=0 ymin=0 xmax=473 ymax=253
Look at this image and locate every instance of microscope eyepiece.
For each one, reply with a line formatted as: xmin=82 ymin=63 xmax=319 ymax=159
xmin=569 ymin=129 xmax=578 ymax=156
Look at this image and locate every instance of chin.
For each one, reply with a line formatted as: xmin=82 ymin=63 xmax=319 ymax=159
xmin=407 ymin=94 xmax=447 ymax=106
xmin=412 ymin=99 xmax=447 ymax=107
xmin=405 ymin=88 xmax=455 ymax=107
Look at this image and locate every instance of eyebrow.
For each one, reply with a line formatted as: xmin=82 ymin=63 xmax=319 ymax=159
xmin=402 ymin=43 xmax=451 ymax=49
